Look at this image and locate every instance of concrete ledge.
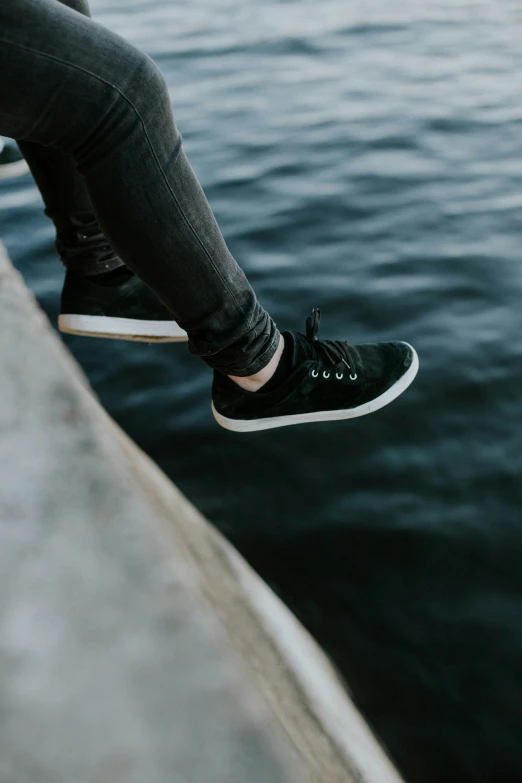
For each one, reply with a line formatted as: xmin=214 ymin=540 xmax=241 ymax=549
xmin=0 ymin=241 xmax=404 ymax=783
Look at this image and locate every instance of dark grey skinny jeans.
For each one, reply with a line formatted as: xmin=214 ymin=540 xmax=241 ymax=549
xmin=0 ymin=0 xmax=280 ymax=376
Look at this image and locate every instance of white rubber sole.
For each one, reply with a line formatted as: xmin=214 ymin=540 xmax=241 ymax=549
xmin=0 ymin=157 xmax=30 ymax=180
xmin=212 ymin=343 xmax=419 ymax=433
xmin=58 ymin=313 xmax=188 ymax=343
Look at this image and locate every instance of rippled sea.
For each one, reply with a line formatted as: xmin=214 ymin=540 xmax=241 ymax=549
xmin=2 ymin=1 xmax=522 ymax=780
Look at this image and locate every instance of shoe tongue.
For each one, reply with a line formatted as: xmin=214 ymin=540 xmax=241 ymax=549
xmin=283 ymin=330 xmax=314 ymax=369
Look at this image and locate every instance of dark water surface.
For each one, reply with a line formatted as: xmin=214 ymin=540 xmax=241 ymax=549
xmin=2 ymin=1 xmax=522 ymax=780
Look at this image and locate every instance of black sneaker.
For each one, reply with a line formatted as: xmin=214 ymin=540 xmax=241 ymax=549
xmin=211 ymin=308 xmax=418 ymax=432
xmin=0 ymin=137 xmax=29 ymax=180
xmin=54 ymin=212 xmax=187 ymax=342
xmin=59 ymin=269 xmax=188 ymax=342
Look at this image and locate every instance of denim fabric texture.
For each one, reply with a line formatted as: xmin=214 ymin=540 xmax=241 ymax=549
xmin=0 ymin=0 xmax=280 ymax=375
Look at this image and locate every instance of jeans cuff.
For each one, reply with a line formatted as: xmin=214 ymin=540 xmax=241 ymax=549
xmin=218 ymin=328 xmax=282 ymax=377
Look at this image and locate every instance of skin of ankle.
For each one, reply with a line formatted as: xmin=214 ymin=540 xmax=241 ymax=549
xmin=229 ymin=334 xmax=285 ymax=392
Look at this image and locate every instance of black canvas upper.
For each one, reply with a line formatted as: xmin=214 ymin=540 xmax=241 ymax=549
xmin=60 ymin=268 xmax=177 ymax=322
xmin=53 ymin=212 xmax=124 ymax=276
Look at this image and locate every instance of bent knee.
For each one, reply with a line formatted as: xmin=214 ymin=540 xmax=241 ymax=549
xmin=92 ymin=48 xmax=172 ymax=132
xmin=70 ymin=47 xmax=173 ymax=167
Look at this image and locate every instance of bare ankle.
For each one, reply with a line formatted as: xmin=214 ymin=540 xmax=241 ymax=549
xmin=229 ymin=334 xmax=285 ymax=392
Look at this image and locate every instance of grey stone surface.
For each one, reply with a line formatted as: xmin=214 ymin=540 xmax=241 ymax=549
xmin=0 ymin=242 xmax=404 ymax=783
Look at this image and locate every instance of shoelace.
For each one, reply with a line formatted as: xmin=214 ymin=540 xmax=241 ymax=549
xmin=305 ymin=308 xmax=358 ymax=381
xmin=69 ymin=220 xmax=113 ymax=257
xmin=53 ymin=212 xmax=119 ymax=273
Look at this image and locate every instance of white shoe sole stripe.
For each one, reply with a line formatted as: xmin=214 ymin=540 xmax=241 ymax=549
xmin=212 ymin=343 xmax=419 ymax=432
xmin=58 ymin=314 xmax=188 ymax=342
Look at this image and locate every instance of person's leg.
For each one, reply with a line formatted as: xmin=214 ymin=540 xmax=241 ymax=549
xmin=16 ymin=0 xmax=95 ymax=233
xmin=16 ymin=0 xmax=127 ymax=279
xmin=14 ymin=0 xmax=188 ymax=344
xmin=0 ymin=0 xmax=279 ymax=375
xmin=0 ymin=0 xmax=418 ymax=429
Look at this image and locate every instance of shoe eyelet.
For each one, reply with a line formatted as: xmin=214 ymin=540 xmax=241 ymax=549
xmin=311 ymin=369 xmax=319 ymax=378
xmin=336 ymin=372 xmax=343 ymax=380
xmin=350 ymin=372 xmax=358 ymax=381
xmin=323 ymin=371 xmax=330 ymax=379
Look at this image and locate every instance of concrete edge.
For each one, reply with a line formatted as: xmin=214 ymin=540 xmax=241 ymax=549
xmin=0 ymin=241 xmax=405 ymax=783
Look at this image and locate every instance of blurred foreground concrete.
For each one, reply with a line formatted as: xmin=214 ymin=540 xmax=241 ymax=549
xmin=0 ymin=242 xmax=405 ymax=783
